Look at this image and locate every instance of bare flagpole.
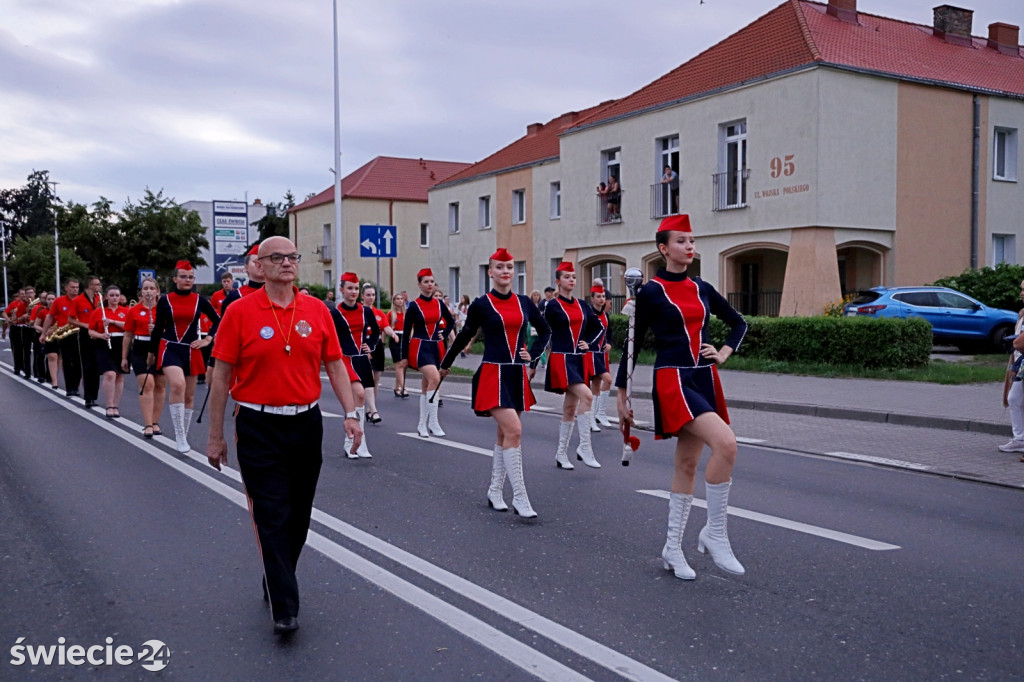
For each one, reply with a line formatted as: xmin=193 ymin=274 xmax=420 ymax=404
xmin=332 ymin=0 xmax=344 ymax=300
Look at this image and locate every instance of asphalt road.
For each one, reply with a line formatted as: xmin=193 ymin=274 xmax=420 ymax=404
xmin=2 ymin=365 xmax=1022 ymax=681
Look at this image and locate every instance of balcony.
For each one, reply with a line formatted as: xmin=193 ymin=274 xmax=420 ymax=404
xmin=597 ymin=189 xmax=624 ymax=225
xmin=712 ymin=169 xmax=750 ymax=211
xmin=650 ymin=183 xmax=680 ymax=219
xmin=727 ymin=290 xmax=781 ymax=317
xmin=315 ymin=245 xmax=332 ymax=264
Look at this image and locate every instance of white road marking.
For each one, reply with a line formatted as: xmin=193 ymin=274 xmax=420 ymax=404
xmin=825 ymin=451 xmax=933 ymax=471
xmin=398 ymin=432 xmax=494 ymax=457
xmin=637 ymin=490 xmax=900 ymax=551
xmin=6 ymin=369 xmax=674 ymax=682
xmin=736 ymin=436 xmax=766 ymax=444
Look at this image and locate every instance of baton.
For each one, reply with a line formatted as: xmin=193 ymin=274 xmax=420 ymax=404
xmin=139 ymin=370 xmax=150 ymax=396
xmin=197 ymin=377 xmax=211 ymax=423
xmin=428 ymin=374 xmax=446 ymax=404
xmin=621 ymin=268 xmax=644 ymax=466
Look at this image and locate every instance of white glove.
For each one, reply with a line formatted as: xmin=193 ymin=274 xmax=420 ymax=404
xmin=621 ymin=299 xmax=635 ymax=317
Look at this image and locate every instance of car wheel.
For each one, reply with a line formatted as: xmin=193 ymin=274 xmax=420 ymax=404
xmin=990 ymin=323 xmax=1015 ymax=353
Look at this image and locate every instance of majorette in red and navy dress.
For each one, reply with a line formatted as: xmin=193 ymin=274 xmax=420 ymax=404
xmin=544 ymin=295 xmax=604 ymax=394
xmin=615 ymin=269 xmax=747 ymax=439
xmin=330 ymin=302 xmax=379 ymax=387
xmin=402 ymin=294 xmax=456 ymax=370
xmin=589 ymin=302 xmax=613 ymax=376
xmin=441 ymin=289 xmax=550 ymax=416
xmin=149 ymin=290 xmax=220 ymax=375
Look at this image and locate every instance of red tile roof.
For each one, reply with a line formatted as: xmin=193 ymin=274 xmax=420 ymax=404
xmin=291 ymin=156 xmax=471 ymax=212
xmin=568 ymin=0 xmax=1024 ymax=132
xmin=435 ymin=102 xmax=616 ymax=188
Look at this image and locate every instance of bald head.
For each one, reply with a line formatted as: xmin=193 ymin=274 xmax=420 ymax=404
xmin=254 ymin=237 xmax=299 ymax=285
xmin=259 ymin=236 xmax=294 ymax=257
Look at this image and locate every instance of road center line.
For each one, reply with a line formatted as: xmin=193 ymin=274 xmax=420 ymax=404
xmin=636 ymin=490 xmax=900 ymax=551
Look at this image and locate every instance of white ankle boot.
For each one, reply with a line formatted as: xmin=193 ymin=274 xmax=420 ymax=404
xmin=427 ymin=397 xmax=445 ymax=437
xmin=596 ymin=391 xmax=613 ymax=427
xmin=355 ymin=407 xmax=372 ymax=458
xmin=169 ymin=403 xmax=189 ymax=453
xmin=662 ymin=493 xmax=696 ymax=580
xmin=502 ymin=446 xmax=536 ymax=518
xmin=575 ymin=413 xmax=601 ymax=468
xmin=487 ymin=444 xmax=508 ymax=511
xmin=417 ymin=395 xmax=429 ymax=438
xmin=698 ymin=480 xmax=745 ymax=575
xmin=555 ymin=420 xmax=574 ymax=469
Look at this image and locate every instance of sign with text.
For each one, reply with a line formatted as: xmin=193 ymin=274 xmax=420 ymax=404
xmin=212 ymin=200 xmax=251 ymax=275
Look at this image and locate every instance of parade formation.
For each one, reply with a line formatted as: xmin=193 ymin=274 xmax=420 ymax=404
xmin=1 ymin=214 xmax=749 ymax=635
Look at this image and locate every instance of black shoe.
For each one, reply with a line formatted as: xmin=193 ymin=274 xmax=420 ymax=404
xmin=273 ymin=616 xmax=299 ymax=635
xmin=84 ymin=399 xmax=97 ymax=408
xmin=197 ymin=375 xmax=206 ymax=384
xmin=66 ymin=390 xmax=79 ymax=398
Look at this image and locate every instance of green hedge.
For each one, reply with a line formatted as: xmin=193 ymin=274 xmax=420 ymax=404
xmin=609 ymin=314 xmax=931 ymax=369
xmin=932 ymin=262 xmax=1024 ymax=311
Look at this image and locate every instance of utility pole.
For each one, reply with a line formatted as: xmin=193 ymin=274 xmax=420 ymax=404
xmin=48 ymin=181 xmax=60 ymax=295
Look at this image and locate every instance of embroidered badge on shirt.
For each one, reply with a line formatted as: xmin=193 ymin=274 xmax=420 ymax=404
xmin=260 ymin=326 xmax=275 ymax=340
xmin=295 ymin=320 xmax=312 ymax=338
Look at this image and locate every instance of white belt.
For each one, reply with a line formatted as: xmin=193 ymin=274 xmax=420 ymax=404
xmin=108 ymin=333 xmax=124 ymax=337
xmin=134 ymin=335 xmax=151 ymax=341
xmin=236 ymin=401 xmax=318 ymax=416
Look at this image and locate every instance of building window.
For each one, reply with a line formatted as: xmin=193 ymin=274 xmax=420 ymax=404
xmin=479 ymin=264 xmax=489 ymax=295
xmin=550 ymin=258 xmax=561 ymax=284
xmin=512 ymin=189 xmax=526 ymax=224
xmin=448 ymin=203 xmax=460 ymax=234
xmin=653 ymin=136 xmax=680 ymax=218
xmin=420 ymin=222 xmax=429 ymax=247
xmin=602 ymin=148 xmax=621 ymax=184
xmin=449 ymin=267 xmax=460 ymax=302
xmin=993 ymin=234 xmax=1016 ymax=265
xmin=324 ymin=270 xmax=332 ymax=289
xmin=714 ymin=120 xmax=748 ymax=210
xmin=478 ymin=196 xmax=491 ymax=229
xmin=514 ymin=261 xmax=527 ymax=294
xmin=319 ymin=223 xmax=333 ymax=262
xmin=994 ymin=128 xmax=1018 ymax=181
xmin=550 ymin=182 xmax=561 ymax=219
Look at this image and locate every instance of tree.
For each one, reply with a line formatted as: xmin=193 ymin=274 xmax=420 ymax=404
xmin=253 ymin=190 xmax=295 ymax=242
xmin=6 ymin=233 xmax=89 ymax=293
xmin=0 ymin=170 xmax=58 ymax=239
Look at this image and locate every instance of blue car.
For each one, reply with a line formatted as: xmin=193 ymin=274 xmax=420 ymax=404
xmin=843 ymin=286 xmax=1019 ymax=351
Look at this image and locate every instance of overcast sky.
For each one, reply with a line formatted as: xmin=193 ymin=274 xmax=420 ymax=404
xmin=2 ymin=0 xmax=1020 ymax=209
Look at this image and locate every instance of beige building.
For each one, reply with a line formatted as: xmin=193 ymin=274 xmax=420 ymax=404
xmin=290 ymin=156 xmax=469 ymax=297
xmin=431 ymin=0 xmax=1024 ymax=317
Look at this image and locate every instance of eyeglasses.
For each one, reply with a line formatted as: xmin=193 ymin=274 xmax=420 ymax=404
xmin=258 ymin=253 xmax=302 ymax=264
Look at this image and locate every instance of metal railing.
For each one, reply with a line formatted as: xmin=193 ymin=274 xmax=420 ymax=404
xmin=728 ymin=290 xmax=781 ymax=317
xmin=597 ymin=189 xmax=624 ymax=225
xmin=315 ymin=245 xmax=332 ymax=263
xmin=712 ymin=169 xmax=750 ymax=211
xmin=650 ymin=183 xmax=680 ymax=219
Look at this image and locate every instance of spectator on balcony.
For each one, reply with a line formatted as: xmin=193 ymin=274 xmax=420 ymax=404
xmin=662 ymin=165 xmax=679 ymax=214
xmin=606 ymin=176 xmax=621 ymax=221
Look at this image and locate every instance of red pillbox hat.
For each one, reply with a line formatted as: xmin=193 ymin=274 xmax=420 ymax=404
xmin=417 ymin=268 xmax=433 ymax=279
xmin=340 ymin=272 xmax=359 ymax=284
xmin=657 ymin=214 xmax=692 ymax=233
xmin=490 ymin=247 xmax=513 ymax=262
xmin=555 ymin=261 xmax=574 ymax=274
xmin=174 ymin=260 xmax=193 ymax=271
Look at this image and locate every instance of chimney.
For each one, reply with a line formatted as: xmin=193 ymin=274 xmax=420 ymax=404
xmin=253 ymin=198 xmax=262 ymax=205
xmin=933 ymin=5 xmax=974 ymax=46
xmin=988 ymin=22 xmax=1020 ymax=55
xmin=526 ymin=122 xmax=544 ymax=136
xmin=826 ymin=0 xmax=858 ymax=24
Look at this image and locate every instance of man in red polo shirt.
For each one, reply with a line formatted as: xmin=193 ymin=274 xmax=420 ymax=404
xmin=71 ymin=276 xmax=103 ymax=407
xmin=41 ymin=279 xmax=82 ymax=396
xmin=206 ymin=236 xmax=362 ymax=636
xmin=210 ymin=271 xmax=234 ymax=316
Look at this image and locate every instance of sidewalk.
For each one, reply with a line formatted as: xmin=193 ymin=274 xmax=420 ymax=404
xmin=445 ymin=354 xmax=1024 ymax=490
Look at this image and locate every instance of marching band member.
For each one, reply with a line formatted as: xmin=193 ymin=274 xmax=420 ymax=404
xmin=388 ymin=292 xmax=408 ymax=398
xmin=29 ymin=290 xmax=48 ymax=382
xmin=330 ymin=273 xmax=380 ymax=458
xmin=41 ymin=279 xmax=82 ymax=396
xmin=544 ymin=262 xmax=605 ymax=469
xmin=87 ymin=285 xmax=128 ymax=418
xmin=360 ymin=283 xmax=399 ymax=424
xmin=148 ymin=261 xmax=219 ymax=453
xmin=220 ymin=245 xmax=263 ymax=316
xmin=617 ymin=214 xmax=748 ymax=579
xmin=439 ymin=248 xmax=550 ymax=518
xmin=123 ymin=278 xmax=166 ymax=438
xmin=6 ymin=287 xmax=33 ymax=379
xmin=71 ymin=277 xmax=103 ymax=407
xmin=402 ymin=268 xmax=456 ymax=438
xmin=35 ymin=292 xmax=60 ymax=388
xmin=587 ymin=285 xmax=614 ymax=431
xmin=210 ymin=271 xmax=234 ymax=316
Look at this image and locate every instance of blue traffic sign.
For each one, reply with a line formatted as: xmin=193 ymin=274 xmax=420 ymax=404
xmin=138 ymin=268 xmax=156 ymax=289
xmin=359 ymin=225 xmax=397 ymax=259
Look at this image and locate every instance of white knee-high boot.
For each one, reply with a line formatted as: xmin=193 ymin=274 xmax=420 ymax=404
xmin=169 ymin=403 xmax=189 ymax=453
xmin=417 ymin=394 xmax=429 ymax=438
xmin=183 ymin=408 xmax=193 ymax=438
xmin=575 ymin=413 xmax=601 ymax=468
xmin=698 ymin=480 xmax=745 ymax=575
xmin=590 ymin=401 xmax=602 ymax=432
xmin=355 ymin=407 xmax=372 ymax=458
xmin=502 ymin=446 xmax=536 ymax=518
xmin=487 ymin=444 xmax=507 ymax=511
xmin=427 ymin=397 xmax=445 ymax=437
xmin=555 ymin=420 xmax=574 ymax=469
xmin=596 ymin=391 xmax=612 ymax=427
xmin=662 ymin=493 xmax=696 ymax=580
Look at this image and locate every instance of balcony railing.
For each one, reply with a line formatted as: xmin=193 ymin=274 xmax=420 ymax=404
xmin=315 ymin=245 xmax=332 ymax=263
xmin=712 ymin=169 xmax=750 ymax=211
xmin=597 ymin=189 xmax=624 ymax=225
xmin=650 ymin=183 xmax=680 ymax=219
xmin=727 ymin=290 xmax=781 ymax=317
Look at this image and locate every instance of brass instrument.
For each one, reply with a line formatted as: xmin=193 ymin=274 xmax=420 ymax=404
xmin=48 ymin=323 xmax=79 ymax=341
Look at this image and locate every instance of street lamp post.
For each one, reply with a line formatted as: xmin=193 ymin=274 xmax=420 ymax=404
xmin=48 ymin=181 xmax=60 ymax=294
xmin=1 ymin=217 xmax=8 ymax=309
xmin=332 ymin=0 xmax=344 ymax=301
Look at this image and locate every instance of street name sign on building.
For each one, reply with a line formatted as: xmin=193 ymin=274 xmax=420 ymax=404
xmin=359 ymin=225 xmax=397 ymax=259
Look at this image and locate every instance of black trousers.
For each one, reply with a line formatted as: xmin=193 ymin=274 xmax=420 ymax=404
xmin=77 ymin=330 xmax=99 ymax=401
xmin=29 ymin=330 xmax=45 ymax=379
xmin=235 ymin=405 xmax=323 ymax=621
xmin=59 ymin=333 xmax=82 ymax=393
xmin=9 ymin=325 xmax=25 ymax=375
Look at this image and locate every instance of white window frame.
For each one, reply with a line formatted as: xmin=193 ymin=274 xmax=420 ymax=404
xmin=323 ymin=269 xmax=332 ymax=289
xmin=419 ymin=222 xmax=429 ymax=248
xmin=602 ymin=148 xmax=621 ymax=183
xmin=449 ymin=267 xmax=460 ymax=302
xmin=448 ymin=202 xmax=460 ymax=234
xmin=550 ymin=181 xmax=561 ymax=219
xmin=478 ymin=196 xmax=491 ymax=229
xmin=993 ymin=233 xmax=1016 ymax=265
xmin=512 ymin=189 xmax=526 ymax=225
xmin=994 ymin=127 xmax=1018 ymax=182
xmin=718 ymin=120 xmax=748 ymax=208
xmin=514 ymin=261 xmax=527 ymax=295
xmin=479 ymin=264 xmax=489 ymax=295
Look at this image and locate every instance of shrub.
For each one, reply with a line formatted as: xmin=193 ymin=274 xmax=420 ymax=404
xmin=932 ymin=263 xmax=1024 ymax=311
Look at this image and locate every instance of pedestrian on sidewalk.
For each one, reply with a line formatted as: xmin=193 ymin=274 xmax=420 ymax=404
xmin=617 ymin=214 xmax=748 ymax=580
xmin=999 ymin=279 xmax=1024 ymax=459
